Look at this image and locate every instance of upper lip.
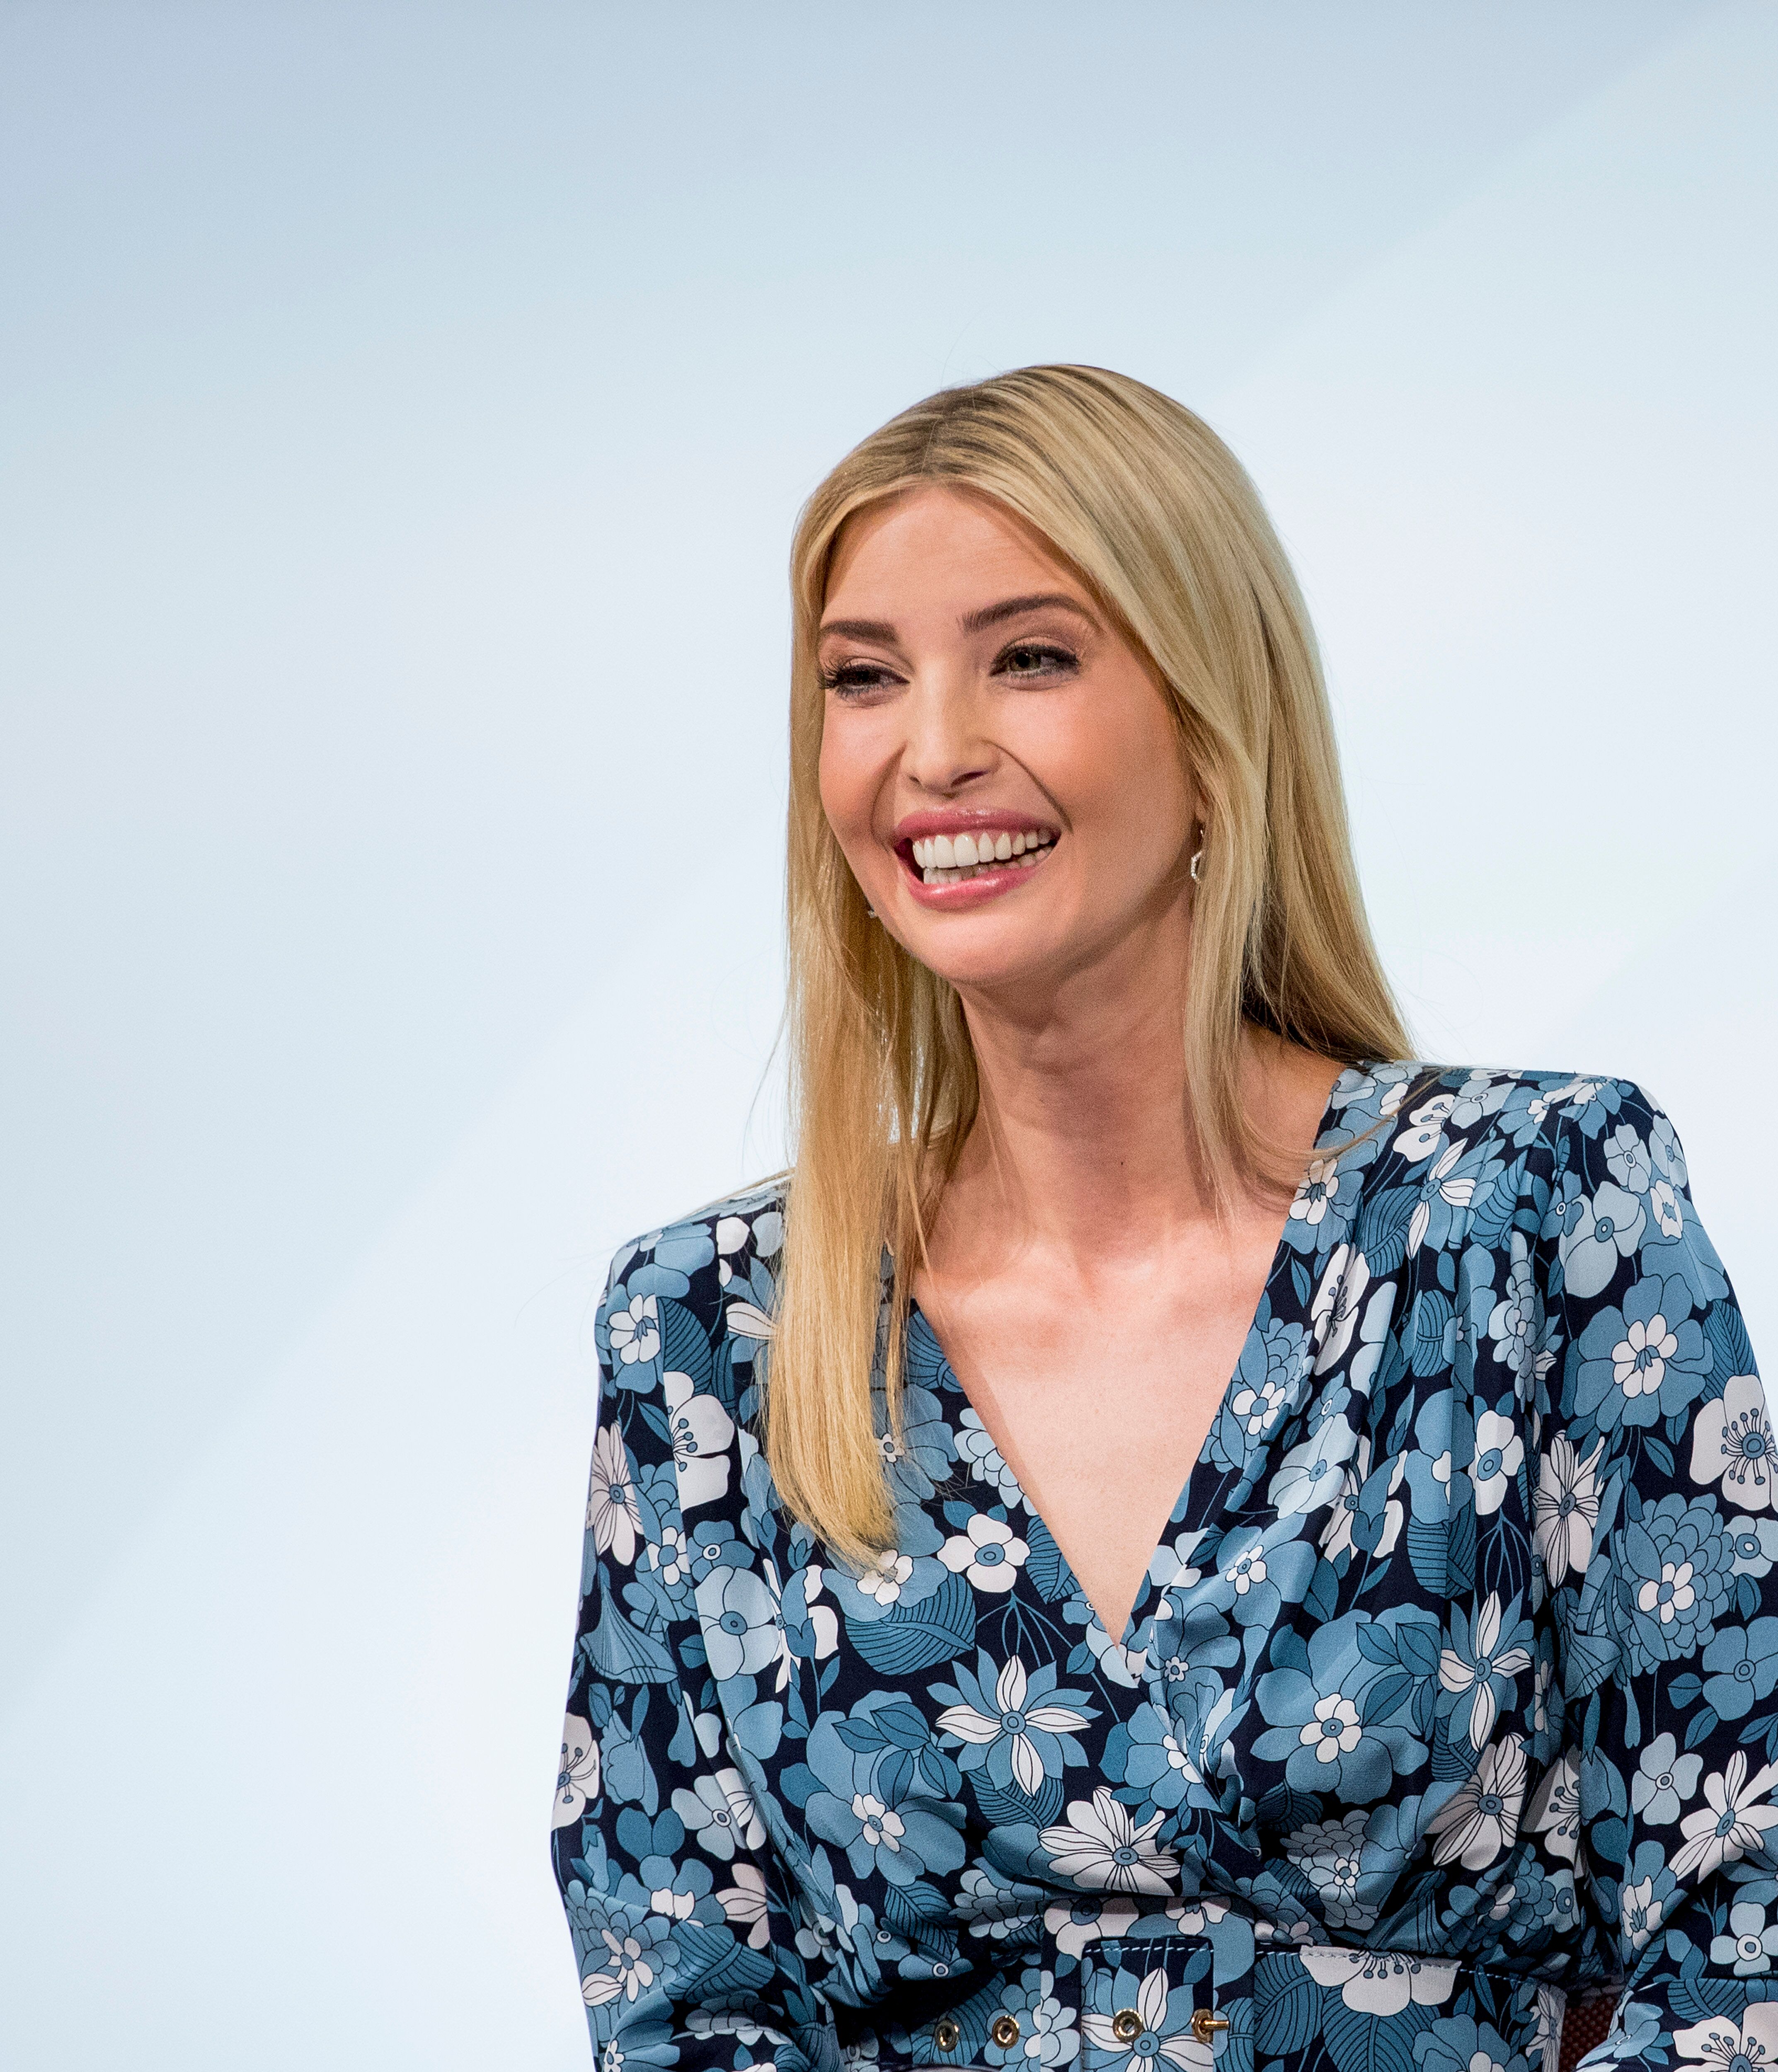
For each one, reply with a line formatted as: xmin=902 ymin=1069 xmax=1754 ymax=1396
xmin=890 ymin=808 xmax=1059 ymax=845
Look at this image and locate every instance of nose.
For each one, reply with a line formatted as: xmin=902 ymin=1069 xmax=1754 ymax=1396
xmin=900 ymin=672 xmax=996 ymax=796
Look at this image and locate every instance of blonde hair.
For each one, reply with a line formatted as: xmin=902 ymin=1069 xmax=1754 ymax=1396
xmin=768 ymin=364 xmax=1405 ymax=1566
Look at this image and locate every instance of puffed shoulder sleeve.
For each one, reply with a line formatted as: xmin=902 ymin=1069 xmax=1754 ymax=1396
xmin=1540 ymin=1080 xmax=1776 ymax=2070
xmin=552 ymin=1238 xmax=822 ymax=2072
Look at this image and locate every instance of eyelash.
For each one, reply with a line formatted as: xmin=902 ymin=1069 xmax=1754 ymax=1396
xmin=819 ymin=640 xmax=1080 ymax=697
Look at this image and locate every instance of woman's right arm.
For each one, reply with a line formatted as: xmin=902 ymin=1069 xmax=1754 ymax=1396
xmin=552 ymin=1257 xmax=816 ymax=2072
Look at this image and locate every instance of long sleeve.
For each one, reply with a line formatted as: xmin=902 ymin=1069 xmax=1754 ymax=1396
xmin=552 ymin=1247 xmax=824 ymax=2072
xmin=1539 ymin=1081 xmax=1775 ymax=2067
xmin=550 ymin=1084 xmax=1776 ymax=2072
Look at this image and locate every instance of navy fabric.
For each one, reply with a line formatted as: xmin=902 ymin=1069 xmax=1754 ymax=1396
xmin=553 ymin=1065 xmax=1773 ymax=2072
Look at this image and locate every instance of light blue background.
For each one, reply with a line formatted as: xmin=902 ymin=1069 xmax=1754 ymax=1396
xmin=2 ymin=5 xmax=1773 ymax=2065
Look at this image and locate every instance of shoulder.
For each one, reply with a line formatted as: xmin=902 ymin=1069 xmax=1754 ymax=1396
xmin=1315 ymin=1064 xmax=1697 ymax=1306
xmin=1325 ymin=1060 xmax=1676 ymax=1171
xmin=603 ymin=1176 xmax=787 ymax=1303
xmin=1392 ymin=1067 xmax=1738 ymax=1347
xmin=596 ymin=1177 xmax=787 ymax=1399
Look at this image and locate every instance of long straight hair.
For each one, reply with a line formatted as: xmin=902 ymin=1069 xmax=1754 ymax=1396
xmin=768 ymin=366 xmax=1406 ymax=1567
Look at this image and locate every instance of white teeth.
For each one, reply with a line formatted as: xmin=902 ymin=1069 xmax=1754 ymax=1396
xmin=911 ymin=829 xmax=1055 ymax=885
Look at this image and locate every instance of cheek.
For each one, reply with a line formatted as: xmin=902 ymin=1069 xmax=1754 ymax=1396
xmin=816 ymin=714 xmax=887 ymax=855
xmin=1049 ymin=681 xmax=1191 ymax=840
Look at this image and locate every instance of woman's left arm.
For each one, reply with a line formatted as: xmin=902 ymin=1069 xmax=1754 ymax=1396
xmin=1545 ymin=1081 xmax=1778 ymax=2068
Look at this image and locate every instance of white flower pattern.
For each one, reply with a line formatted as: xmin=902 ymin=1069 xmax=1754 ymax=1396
xmin=556 ymin=1069 xmax=1771 ymax=2072
xmin=938 ymin=1513 xmax=1030 ymax=1593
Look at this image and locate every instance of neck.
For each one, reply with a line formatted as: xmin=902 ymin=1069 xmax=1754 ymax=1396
xmin=924 ymin=908 xmax=1340 ymax=1293
xmin=943 ymin=906 xmax=1216 ymax=1269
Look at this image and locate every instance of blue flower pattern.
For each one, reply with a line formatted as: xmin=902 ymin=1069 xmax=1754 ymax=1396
xmin=554 ymin=1069 xmax=1775 ymax=2072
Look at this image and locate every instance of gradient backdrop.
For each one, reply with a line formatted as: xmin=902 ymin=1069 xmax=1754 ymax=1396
xmin=2 ymin=5 xmax=1774 ymax=2065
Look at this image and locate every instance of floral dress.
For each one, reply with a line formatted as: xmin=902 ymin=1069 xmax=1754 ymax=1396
xmin=552 ymin=1065 xmax=1778 ymax=2072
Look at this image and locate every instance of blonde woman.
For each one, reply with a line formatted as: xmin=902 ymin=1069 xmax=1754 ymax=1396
xmin=553 ymin=368 xmax=1767 ymax=2072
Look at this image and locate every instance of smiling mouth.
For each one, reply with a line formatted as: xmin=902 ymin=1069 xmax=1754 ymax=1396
xmin=901 ymin=828 xmax=1058 ymax=887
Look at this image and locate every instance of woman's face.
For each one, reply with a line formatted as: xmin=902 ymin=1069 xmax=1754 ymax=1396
xmin=817 ymin=484 xmax=1199 ymax=1003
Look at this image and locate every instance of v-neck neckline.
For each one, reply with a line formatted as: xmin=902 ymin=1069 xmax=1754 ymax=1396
xmin=905 ymin=1064 xmax=1365 ymax=1648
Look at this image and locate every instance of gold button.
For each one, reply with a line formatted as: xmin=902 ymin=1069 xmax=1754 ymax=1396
xmin=991 ymin=2015 xmax=1022 ymax=2049
xmin=1191 ymin=2010 xmax=1230 ymax=2045
xmin=1111 ymin=2010 xmax=1141 ymax=2044
xmin=933 ymin=2019 xmax=961 ymax=2053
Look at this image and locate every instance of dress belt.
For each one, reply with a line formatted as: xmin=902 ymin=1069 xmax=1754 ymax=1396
xmin=909 ymin=2004 xmax=1231 ymax=2070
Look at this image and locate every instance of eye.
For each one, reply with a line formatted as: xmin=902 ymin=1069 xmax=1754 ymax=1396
xmin=994 ymin=640 xmax=1076 ymax=681
xmin=820 ymin=658 xmax=904 ymax=698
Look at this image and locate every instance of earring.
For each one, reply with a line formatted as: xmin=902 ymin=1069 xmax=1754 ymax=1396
xmin=866 ymin=905 xmax=878 ymax=919
xmin=1188 ymin=846 xmax=1204 ymax=883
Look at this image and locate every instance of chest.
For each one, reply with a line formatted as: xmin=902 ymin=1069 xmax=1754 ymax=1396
xmin=650 ymin=1159 xmax=1572 ymax=2047
xmin=741 ymin=1249 xmax=1550 ymax=2017
xmin=912 ymin=1228 xmax=1284 ymax=1636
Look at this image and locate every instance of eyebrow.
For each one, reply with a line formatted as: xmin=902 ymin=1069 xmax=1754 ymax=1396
xmin=961 ymin=591 xmax=1097 ymax=634
xmin=818 ymin=592 xmax=1098 ymax=643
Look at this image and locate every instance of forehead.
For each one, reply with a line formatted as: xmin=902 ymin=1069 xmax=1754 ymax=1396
xmin=821 ymin=484 xmax=1085 ymax=622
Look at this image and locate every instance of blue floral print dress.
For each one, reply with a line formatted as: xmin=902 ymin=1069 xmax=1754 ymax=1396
xmin=553 ymin=1066 xmax=1778 ymax=2072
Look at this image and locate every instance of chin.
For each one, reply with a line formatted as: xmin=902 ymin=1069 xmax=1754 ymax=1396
xmin=892 ymin=924 xmax=1076 ymax=1000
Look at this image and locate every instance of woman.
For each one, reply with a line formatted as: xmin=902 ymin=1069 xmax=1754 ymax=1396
xmin=552 ymin=367 xmax=1771 ymax=2072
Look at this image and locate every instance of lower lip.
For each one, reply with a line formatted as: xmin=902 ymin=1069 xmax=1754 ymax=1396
xmin=895 ymin=844 xmax=1054 ymax=908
